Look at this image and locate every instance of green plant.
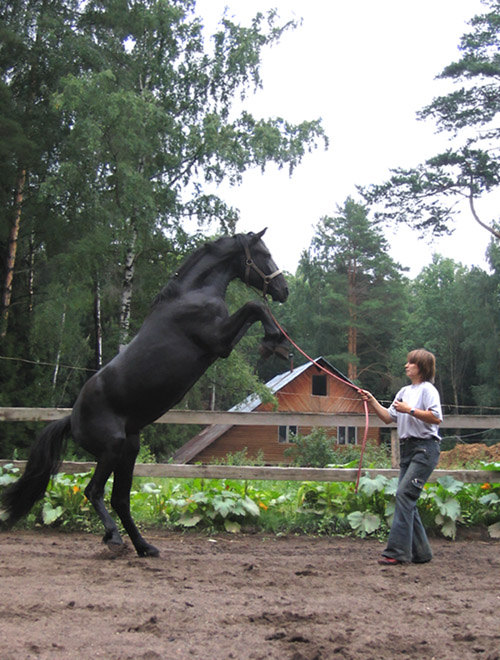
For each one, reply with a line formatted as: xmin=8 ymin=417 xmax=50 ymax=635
xmin=211 ymin=448 xmax=265 ymax=466
xmin=285 ymin=428 xmax=337 ymax=467
xmin=41 ymin=472 xmax=100 ymax=530
xmin=345 ymin=474 xmax=393 ymax=538
xmin=1 ymin=461 xmax=498 ymax=539
xmin=418 ymin=475 xmax=500 ymax=539
xmin=0 ymin=463 xmax=19 ymax=489
xmin=168 ymin=484 xmax=261 ymax=533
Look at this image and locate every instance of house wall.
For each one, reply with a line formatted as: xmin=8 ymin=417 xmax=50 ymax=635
xmin=192 ymin=424 xmax=380 ymax=464
xmin=191 ymin=365 xmax=381 ymax=465
xmin=265 ymin=369 xmax=365 ymax=414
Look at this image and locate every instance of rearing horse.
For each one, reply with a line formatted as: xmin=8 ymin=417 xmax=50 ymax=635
xmin=1 ymin=229 xmax=289 ymax=557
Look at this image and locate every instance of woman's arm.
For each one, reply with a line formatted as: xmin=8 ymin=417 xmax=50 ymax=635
xmin=392 ymin=400 xmax=442 ymax=425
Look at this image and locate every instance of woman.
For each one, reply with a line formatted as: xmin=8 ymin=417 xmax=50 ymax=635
xmin=360 ymin=349 xmax=443 ymax=565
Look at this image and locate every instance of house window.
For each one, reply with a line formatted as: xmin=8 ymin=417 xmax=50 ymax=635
xmin=337 ymin=426 xmax=357 ymax=445
xmin=278 ymin=425 xmax=298 ymax=443
xmin=312 ymin=374 xmax=327 ymax=396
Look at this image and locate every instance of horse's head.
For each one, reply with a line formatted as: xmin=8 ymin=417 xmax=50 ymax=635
xmin=238 ymin=229 xmax=289 ymax=302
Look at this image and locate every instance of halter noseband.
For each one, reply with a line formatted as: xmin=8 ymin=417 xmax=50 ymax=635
xmin=240 ymin=236 xmax=282 ymax=297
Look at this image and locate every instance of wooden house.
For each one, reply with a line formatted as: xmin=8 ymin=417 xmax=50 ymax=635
xmin=172 ymin=357 xmax=380 ymax=464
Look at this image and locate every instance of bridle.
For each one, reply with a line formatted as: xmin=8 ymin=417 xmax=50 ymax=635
xmin=240 ymin=236 xmax=282 ymax=298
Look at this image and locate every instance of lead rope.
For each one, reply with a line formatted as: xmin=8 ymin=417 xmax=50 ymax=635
xmin=264 ymin=302 xmax=370 ymax=493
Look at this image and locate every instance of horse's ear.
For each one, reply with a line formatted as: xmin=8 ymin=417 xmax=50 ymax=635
xmin=249 ymin=228 xmax=267 ymax=244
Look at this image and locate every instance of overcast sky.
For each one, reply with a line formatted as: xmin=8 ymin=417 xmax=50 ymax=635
xmin=195 ymin=0 xmax=494 ymax=276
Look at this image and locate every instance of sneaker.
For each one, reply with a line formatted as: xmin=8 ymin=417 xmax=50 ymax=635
xmin=378 ymin=556 xmax=403 ymax=565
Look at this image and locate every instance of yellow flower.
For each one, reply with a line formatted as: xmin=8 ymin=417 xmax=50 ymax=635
xmin=480 ymin=483 xmax=491 ymax=490
xmin=258 ymin=501 xmax=268 ymax=511
xmin=72 ymin=485 xmax=80 ymax=494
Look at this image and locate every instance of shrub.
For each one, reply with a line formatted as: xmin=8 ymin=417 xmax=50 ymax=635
xmin=284 ymin=428 xmax=337 ymax=467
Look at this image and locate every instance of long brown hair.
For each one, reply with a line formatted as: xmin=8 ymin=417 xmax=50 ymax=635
xmin=407 ymin=349 xmax=436 ymax=383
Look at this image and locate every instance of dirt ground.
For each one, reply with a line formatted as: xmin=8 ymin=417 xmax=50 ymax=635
xmin=0 ymin=530 xmax=498 ymax=660
xmin=438 ymin=442 xmax=500 ymax=468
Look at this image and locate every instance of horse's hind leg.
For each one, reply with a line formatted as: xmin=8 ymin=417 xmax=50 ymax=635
xmin=110 ymin=434 xmax=159 ymax=558
xmin=84 ymin=461 xmax=123 ymax=548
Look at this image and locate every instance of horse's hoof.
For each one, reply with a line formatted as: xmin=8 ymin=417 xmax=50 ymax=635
xmin=137 ymin=543 xmax=160 ymax=558
xmin=259 ymin=339 xmax=290 ymax=361
xmin=273 ymin=344 xmax=290 ymax=360
xmin=103 ymin=542 xmax=130 ymax=559
xmin=102 ymin=530 xmax=123 ymax=545
xmin=259 ymin=344 xmax=273 ymax=359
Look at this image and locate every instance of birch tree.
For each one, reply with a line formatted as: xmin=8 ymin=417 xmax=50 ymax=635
xmin=0 ymin=0 xmax=85 ymax=337
xmin=47 ymin=0 xmax=326 ymax=349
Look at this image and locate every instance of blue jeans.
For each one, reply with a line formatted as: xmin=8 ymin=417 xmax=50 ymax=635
xmin=382 ymin=437 xmax=440 ymax=563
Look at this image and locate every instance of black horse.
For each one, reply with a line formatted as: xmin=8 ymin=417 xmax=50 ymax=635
xmin=1 ymin=229 xmax=289 ymax=557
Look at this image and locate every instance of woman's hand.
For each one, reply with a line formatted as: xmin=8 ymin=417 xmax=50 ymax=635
xmin=358 ymin=389 xmax=393 ymax=425
xmin=393 ymin=399 xmax=411 ymax=414
xmin=359 ymin=389 xmax=375 ymax=403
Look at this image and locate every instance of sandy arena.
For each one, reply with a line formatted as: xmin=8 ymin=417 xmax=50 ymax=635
xmin=0 ymin=529 xmax=498 ymax=659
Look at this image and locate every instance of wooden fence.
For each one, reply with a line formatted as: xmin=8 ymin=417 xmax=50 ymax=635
xmin=1 ymin=407 xmax=499 ymax=484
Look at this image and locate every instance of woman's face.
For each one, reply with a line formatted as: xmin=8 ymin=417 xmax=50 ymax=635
xmin=405 ymin=360 xmax=421 ymax=382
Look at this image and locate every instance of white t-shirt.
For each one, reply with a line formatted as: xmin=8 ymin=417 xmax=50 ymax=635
xmin=388 ymin=381 xmax=443 ymax=440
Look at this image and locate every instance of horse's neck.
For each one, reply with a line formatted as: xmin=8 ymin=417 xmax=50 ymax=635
xmin=180 ymin=254 xmax=236 ymax=297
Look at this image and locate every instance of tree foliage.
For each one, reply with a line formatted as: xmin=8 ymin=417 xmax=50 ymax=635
xmin=362 ymin=0 xmax=500 ymax=242
xmin=280 ymin=198 xmax=407 ymax=395
xmin=0 ymin=0 xmax=324 ymax=458
xmin=1 ymin=1 xmax=499 ymax=463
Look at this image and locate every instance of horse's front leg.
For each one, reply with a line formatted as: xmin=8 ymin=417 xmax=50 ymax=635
xmin=215 ymin=300 xmax=288 ymax=359
xmin=111 ymin=434 xmax=159 ymax=557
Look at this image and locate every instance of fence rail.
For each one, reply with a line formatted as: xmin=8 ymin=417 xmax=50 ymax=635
xmin=2 ymin=407 xmax=500 ymax=428
xmin=1 ymin=408 xmax=498 ymax=484
xmin=0 ymin=460 xmax=497 ymax=484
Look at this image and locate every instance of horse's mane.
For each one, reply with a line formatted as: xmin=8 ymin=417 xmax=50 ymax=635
xmin=151 ymin=235 xmax=238 ymax=307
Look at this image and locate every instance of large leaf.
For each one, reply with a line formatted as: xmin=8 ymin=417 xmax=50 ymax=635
xmin=479 ymin=492 xmax=499 ymax=506
xmin=435 ymin=513 xmax=457 ymax=539
xmin=383 ymin=477 xmax=399 ymax=496
xmin=384 ymin=500 xmax=395 ymax=526
xmin=177 ymin=514 xmax=202 ymax=528
xmin=437 ymin=476 xmax=464 ymax=494
xmin=191 ymin=492 xmax=210 ymax=504
xmin=213 ymin=495 xmax=238 ymax=518
xmin=224 ymin=519 xmax=241 ymax=534
xmin=358 ymin=474 xmax=388 ymax=496
xmin=433 ymin=495 xmax=461 ymax=520
xmin=241 ymin=496 xmax=260 ymax=517
xmin=488 ymin=521 xmax=500 ymax=538
xmin=481 ymin=462 xmax=500 ymax=472
xmin=0 ymin=473 xmax=17 ymax=487
xmin=42 ymin=503 xmax=63 ymax=525
xmin=141 ymin=482 xmax=162 ymax=494
xmin=347 ymin=510 xmax=381 ymax=535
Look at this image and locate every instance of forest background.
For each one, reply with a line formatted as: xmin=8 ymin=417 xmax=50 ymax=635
xmin=1 ymin=0 xmax=500 ymax=461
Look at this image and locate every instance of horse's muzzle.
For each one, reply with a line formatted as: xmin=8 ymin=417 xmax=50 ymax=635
xmin=270 ymin=280 xmax=289 ymax=303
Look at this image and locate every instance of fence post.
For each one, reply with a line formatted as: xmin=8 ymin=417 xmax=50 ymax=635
xmin=390 ymin=429 xmax=399 ymax=468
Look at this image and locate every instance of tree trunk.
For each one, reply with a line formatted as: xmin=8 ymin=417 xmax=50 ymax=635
xmin=94 ymin=279 xmax=103 ymax=369
xmin=118 ymin=224 xmax=138 ymax=351
xmin=210 ymin=366 xmax=217 ymax=411
xmin=347 ymin=258 xmax=358 ymax=381
xmin=52 ymin=307 xmax=67 ymax=392
xmin=1 ymin=169 xmax=26 ymax=338
xmin=28 ymin=230 xmax=35 ymax=314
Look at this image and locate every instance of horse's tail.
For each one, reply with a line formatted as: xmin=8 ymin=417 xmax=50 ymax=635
xmin=1 ymin=415 xmax=72 ymax=526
